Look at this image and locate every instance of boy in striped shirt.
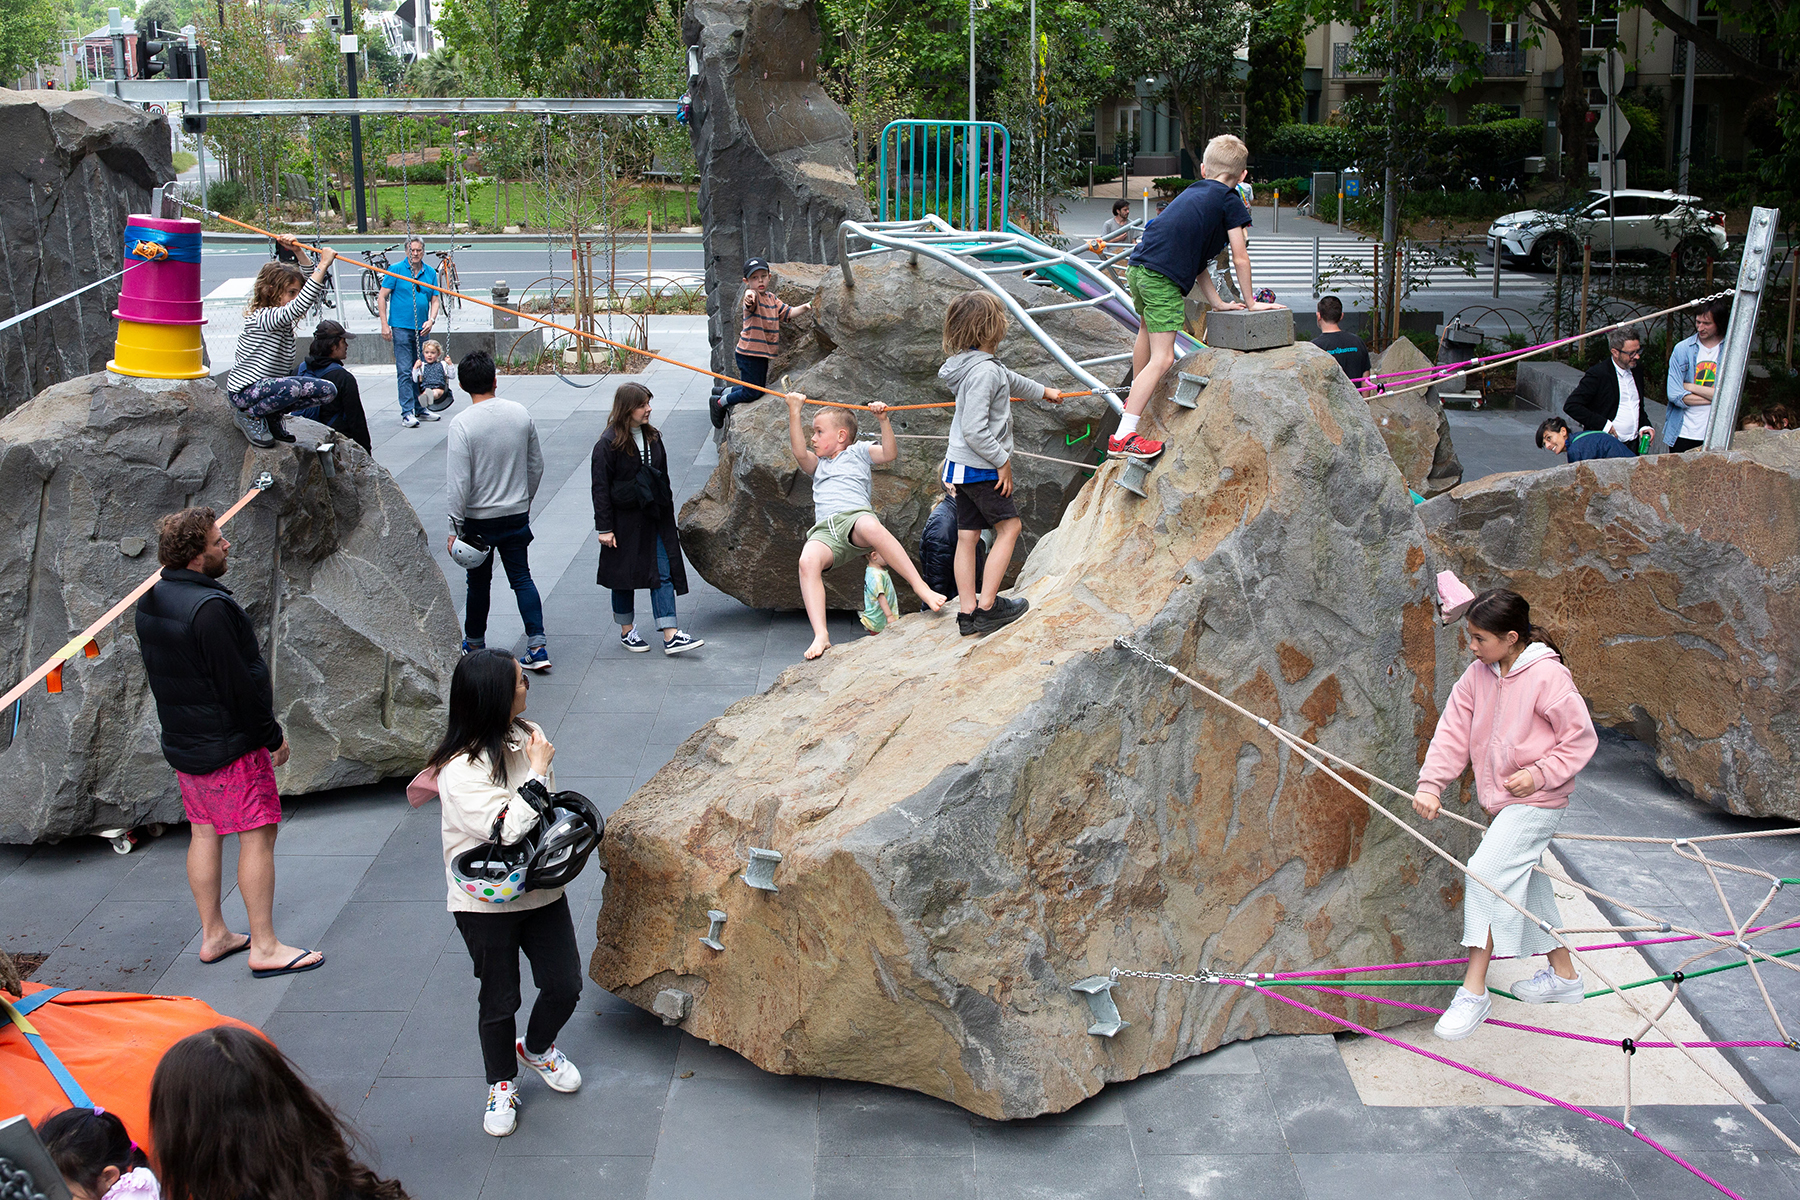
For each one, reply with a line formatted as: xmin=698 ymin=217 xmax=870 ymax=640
xmin=714 ymin=257 xmax=811 ymax=427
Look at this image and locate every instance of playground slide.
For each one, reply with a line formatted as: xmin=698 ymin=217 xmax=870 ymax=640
xmin=996 ymin=222 xmax=1203 ymax=357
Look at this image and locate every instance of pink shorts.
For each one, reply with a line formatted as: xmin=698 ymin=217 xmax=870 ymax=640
xmin=175 ymin=748 xmax=282 ymax=835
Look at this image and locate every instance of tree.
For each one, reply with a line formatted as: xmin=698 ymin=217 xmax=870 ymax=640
xmin=135 ymin=0 xmax=175 ymax=29
xmin=1245 ymin=22 xmax=1305 ymax=148
xmin=1100 ymin=0 xmax=1252 ymax=167
xmin=0 ymin=0 xmax=61 ymax=81
xmin=820 ymin=0 xmax=916 ymax=171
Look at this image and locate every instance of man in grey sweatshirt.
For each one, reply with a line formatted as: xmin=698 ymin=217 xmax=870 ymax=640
xmin=445 ymin=350 xmax=551 ymax=670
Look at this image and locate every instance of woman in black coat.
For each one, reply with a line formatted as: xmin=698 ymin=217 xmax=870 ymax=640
xmin=591 ymin=383 xmax=704 ymax=655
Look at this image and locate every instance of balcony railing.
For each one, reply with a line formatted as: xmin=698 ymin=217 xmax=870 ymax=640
xmin=1331 ymin=42 xmax=1373 ymax=77
xmin=1333 ymin=41 xmax=1528 ymax=78
xmin=1671 ymin=34 xmax=1764 ymax=75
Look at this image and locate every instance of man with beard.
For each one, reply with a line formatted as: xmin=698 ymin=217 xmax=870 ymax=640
xmin=134 ymin=508 xmax=326 ymax=979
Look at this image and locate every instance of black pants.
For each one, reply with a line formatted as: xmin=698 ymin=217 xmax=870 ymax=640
xmin=453 ymin=893 xmax=583 ymax=1084
xmin=1672 ymin=436 xmax=1705 ymax=452
xmin=724 ymin=352 xmax=769 ymax=407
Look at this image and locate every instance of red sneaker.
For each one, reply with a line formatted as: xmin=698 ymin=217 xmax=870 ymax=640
xmin=1107 ymin=431 xmax=1165 ymax=460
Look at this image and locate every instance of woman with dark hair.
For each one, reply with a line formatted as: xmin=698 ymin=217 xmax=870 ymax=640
xmin=149 ymin=1026 xmax=408 ymax=1200
xmin=1413 ymin=588 xmax=1598 ymax=1043
xmin=36 ymin=1107 xmax=155 ymax=1200
xmin=591 ymin=382 xmax=703 ymax=655
xmin=427 ymin=648 xmax=582 ymax=1137
xmin=293 ymin=320 xmax=372 ymax=452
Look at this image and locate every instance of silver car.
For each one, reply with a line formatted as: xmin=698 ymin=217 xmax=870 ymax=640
xmin=1487 ymin=189 xmax=1729 ymax=273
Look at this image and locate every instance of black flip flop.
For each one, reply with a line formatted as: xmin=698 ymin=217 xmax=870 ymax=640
xmin=251 ymin=949 xmax=326 ymax=979
xmin=199 ymin=935 xmax=252 ymax=965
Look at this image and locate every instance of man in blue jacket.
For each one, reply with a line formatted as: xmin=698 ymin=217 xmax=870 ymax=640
xmin=1536 ymin=416 xmax=1637 ymax=462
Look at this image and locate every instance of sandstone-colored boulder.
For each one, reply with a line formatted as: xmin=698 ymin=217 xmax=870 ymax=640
xmin=0 ymin=90 xmax=174 ymax=419
xmin=594 ymin=341 xmax=1476 ymax=1118
xmin=0 ymin=372 xmax=460 ymax=843
xmin=1419 ymin=434 xmax=1800 ymax=820
xmin=679 ymin=257 xmax=1131 ymax=610
xmin=1367 ymin=339 xmax=1462 ymax=497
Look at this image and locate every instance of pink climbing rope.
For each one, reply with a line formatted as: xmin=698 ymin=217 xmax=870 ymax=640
xmin=1235 ymin=979 xmax=1749 ymax=1200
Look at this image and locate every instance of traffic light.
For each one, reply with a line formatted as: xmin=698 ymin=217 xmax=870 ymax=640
xmin=134 ymin=19 xmax=172 ymax=79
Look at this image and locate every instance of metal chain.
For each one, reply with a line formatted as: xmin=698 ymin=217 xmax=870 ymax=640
xmin=0 ymin=1158 xmax=51 ymax=1200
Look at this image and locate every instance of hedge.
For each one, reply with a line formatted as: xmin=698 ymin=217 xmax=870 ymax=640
xmin=1258 ymin=118 xmax=1544 ymax=174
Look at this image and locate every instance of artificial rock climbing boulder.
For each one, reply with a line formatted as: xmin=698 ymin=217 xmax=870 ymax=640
xmin=0 ymin=372 xmax=459 ymax=843
xmin=0 ymin=90 xmax=174 ymax=419
xmin=1366 ymin=339 xmax=1462 ymax=498
xmin=1419 ymin=434 xmax=1800 ymax=820
xmin=678 ymin=256 xmax=1131 ymax=610
xmin=595 ymin=341 xmax=1477 ymax=1117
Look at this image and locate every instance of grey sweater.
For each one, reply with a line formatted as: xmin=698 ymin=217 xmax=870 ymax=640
xmin=445 ymin=398 xmax=543 ymax=531
xmin=939 ymin=350 xmax=1049 ymax=471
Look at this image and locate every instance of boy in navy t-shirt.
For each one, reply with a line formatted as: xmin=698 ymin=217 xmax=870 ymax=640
xmin=1113 ymin=135 xmax=1282 ymax=462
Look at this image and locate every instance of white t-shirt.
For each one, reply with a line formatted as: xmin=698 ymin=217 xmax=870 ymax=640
xmin=1683 ymin=349 xmax=1720 ymax=441
xmin=1610 ymin=362 xmax=1640 ymax=438
xmin=811 ymin=442 xmax=874 ymax=522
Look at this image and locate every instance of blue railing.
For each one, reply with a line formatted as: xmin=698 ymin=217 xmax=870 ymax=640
xmin=876 ymin=120 xmax=1011 ymax=232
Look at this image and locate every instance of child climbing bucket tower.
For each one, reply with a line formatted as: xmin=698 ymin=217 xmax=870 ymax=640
xmin=108 ymin=211 xmax=208 ymax=380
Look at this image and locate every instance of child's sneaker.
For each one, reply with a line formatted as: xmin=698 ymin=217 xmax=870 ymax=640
xmin=662 ymin=631 xmax=704 ymax=655
xmin=1511 ymin=967 xmax=1585 ymax=1004
xmin=709 ymin=390 xmax=726 ymax=429
xmin=417 ymin=408 xmax=441 ymax=422
xmin=234 ymin=411 xmax=275 ymax=448
xmin=267 ymin=414 xmax=297 ymax=443
xmin=620 ymin=629 xmax=651 ymax=653
xmin=971 ymin=595 xmax=1029 ymax=634
xmin=516 ymin=1039 xmax=582 ymax=1093
xmin=519 ymin=646 xmax=552 ymax=672
xmin=401 ymin=413 xmax=421 ymax=428
xmin=1432 ymin=986 xmax=1492 ymax=1041
xmin=1107 ymin=432 xmax=1164 ymax=460
xmin=957 ymin=612 xmax=977 ymax=637
xmin=483 ymin=1080 xmax=519 ymax=1136
xmin=460 ymin=638 xmax=485 ymax=655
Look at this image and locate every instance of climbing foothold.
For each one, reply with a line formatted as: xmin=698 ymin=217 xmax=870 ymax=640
xmin=700 ymin=909 xmax=728 ymax=951
xmin=1116 ymin=458 xmax=1152 ymax=498
xmin=741 ymin=847 xmax=782 ymax=893
xmin=1070 ymin=975 xmax=1129 ymax=1038
xmin=1172 ymin=372 xmax=1210 ymax=410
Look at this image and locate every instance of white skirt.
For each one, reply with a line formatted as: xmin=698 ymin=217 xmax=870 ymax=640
xmin=1463 ymin=803 xmax=1565 ymax=958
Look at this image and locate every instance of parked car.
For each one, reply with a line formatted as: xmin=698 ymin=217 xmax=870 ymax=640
xmin=1487 ymin=190 xmax=1729 ymax=273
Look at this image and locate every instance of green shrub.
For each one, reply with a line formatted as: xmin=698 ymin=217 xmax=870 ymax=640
xmin=1464 ymin=103 xmax=1513 ymax=126
xmin=1255 ymin=175 xmax=1307 ymax=198
xmin=1153 ymin=176 xmax=1194 ymax=196
xmin=205 ymin=179 xmax=249 ymax=217
xmin=1262 ymin=124 xmax=1355 ymax=164
xmin=1260 ymin=119 xmax=1543 ymax=179
xmin=1089 ymin=164 xmax=1121 ymax=184
xmin=387 ymin=162 xmax=447 ymax=184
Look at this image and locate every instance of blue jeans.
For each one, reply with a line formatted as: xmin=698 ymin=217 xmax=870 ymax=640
xmin=462 ymin=513 xmax=546 ymax=647
xmin=391 ymin=326 xmax=423 ymax=417
xmin=723 ymin=352 xmax=769 ymax=408
xmin=612 ymin=538 xmax=678 ymax=632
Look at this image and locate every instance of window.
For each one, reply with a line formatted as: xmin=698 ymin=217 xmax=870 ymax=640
xmin=1489 ymin=18 xmax=1518 ymax=46
xmin=1580 ymin=0 xmax=1617 ymax=51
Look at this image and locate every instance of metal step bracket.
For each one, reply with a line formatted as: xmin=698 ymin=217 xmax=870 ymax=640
xmin=1172 ymin=373 xmax=1210 ymax=410
xmin=1116 ymin=458 xmax=1153 ymax=498
xmin=699 ymin=909 xmax=728 ymax=951
xmin=1070 ymin=975 xmax=1130 ymax=1037
xmin=741 ymin=847 xmax=783 ymax=893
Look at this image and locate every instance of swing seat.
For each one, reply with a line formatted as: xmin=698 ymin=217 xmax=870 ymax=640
xmin=0 ymin=982 xmax=262 ymax=1152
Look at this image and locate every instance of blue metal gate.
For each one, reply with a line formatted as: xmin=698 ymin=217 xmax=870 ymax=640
xmin=876 ymin=120 xmax=1011 ymax=232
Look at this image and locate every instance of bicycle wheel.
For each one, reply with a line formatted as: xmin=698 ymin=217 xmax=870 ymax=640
xmin=361 ymin=267 xmax=382 ymax=319
xmin=442 ymin=262 xmax=461 ymax=313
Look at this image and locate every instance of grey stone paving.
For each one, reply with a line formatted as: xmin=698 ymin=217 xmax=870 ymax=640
xmin=6 ymin=333 xmax=1800 ymax=1199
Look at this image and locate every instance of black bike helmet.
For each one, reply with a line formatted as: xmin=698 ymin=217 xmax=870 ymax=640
xmin=524 ymin=790 xmax=603 ymax=891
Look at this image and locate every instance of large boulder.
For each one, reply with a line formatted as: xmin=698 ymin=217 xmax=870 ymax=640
xmin=0 ymin=90 xmax=174 ymax=419
xmin=1366 ymin=339 xmax=1462 ymax=497
xmin=1419 ymin=435 xmax=1800 ymax=820
xmin=678 ymin=257 xmax=1131 ymax=610
xmin=594 ymin=341 xmax=1475 ymax=1118
xmin=0 ymin=372 xmax=460 ymax=843
xmin=684 ymin=0 xmax=870 ymax=376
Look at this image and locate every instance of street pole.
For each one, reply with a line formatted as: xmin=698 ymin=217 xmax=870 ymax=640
xmin=1677 ymin=0 xmax=1697 ymax=195
xmin=1380 ymin=0 xmax=1398 ymax=340
xmin=967 ymin=0 xmax=977 ymax=227
xmin=343 ymin=0 xmax=367 ymax=233
xmin=1027 ymin=0 xmax=1035 ymax=228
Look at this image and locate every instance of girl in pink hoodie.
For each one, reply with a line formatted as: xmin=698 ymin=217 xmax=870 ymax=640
xmin=1413 ymin=588 xmax=1598 ymax=1042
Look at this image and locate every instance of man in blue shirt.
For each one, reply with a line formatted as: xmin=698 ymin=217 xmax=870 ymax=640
xmin=379 ymin=236 xmax=442 ymax=428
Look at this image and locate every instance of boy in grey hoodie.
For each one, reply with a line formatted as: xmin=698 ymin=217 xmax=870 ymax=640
xmin=938 ymin=291 xmax=1062 ymax=636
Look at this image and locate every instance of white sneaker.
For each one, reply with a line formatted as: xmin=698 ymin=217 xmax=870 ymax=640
xmin=401 ymin=413 xmax=420 ymax=428
xmin=417 ymin=408 xmax=441 ymax=422
xmin=517 ymin=1039 xmax=582 ymax=1093
xmin=1432 ymin=986 xmax=1492 ymax=1042
xmin=1511 ymin=966 xmax=1585 ymax=1005
xmin=483 ymin=1080 xmax=519 ymax=1136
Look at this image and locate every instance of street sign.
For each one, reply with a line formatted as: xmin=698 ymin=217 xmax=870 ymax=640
xmin=1596 ymin=49 xmax=1626 ymax=96
xmin=1596 ymin=106 xmax=1631 ymax=157
xmin=1344 ymin=175 xmax=1361 ymax=198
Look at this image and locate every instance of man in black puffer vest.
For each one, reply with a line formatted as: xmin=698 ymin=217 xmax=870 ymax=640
xmin=134 ymin=508 xmax=326 ymax=980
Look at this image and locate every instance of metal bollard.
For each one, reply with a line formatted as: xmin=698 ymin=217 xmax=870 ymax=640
xmin=1492 ymin=247 xmax=1500 ymax=299
xmin=1313 ymin=235 xmax=1321 ymax=297
xmin=1272 ymin=190 xmax=1279 ymax=234
xmin=491 ymin=280 xmax=516 ymax=330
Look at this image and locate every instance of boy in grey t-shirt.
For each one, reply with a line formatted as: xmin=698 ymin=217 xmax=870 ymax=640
xmin=784 ymin=391 xmax=946 ymax=661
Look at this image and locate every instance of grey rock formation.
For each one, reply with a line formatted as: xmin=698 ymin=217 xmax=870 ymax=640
xmin=0 ymin=372 xmax=460 ymax=843
xmin=683 ymin=0 xmax=870 ymax=376
xmin=594 ymin=341 xmax=1475 ymax=1118
xmin=678 ymin=257 xmax=1132 ymax=610
xmin=0 ymin=90 xmax=174 ymax=419
xmin=1367 ymin=339 xmax=1462 ymax=497
xmin=1419 ymin=432 xmax=1800 ymax=820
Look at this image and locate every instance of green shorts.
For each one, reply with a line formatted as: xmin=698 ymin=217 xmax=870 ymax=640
xmin=1128 ymin=264 xmax=1188 ymax=334
xmin=806 ymin=507 xmax=875 ymax=570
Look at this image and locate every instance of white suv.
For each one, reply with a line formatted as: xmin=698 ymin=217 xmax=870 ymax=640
xmin=1488 ymin=190 xmax=1729 ymax=273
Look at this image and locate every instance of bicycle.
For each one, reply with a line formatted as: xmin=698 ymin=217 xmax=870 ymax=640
xmin=270 ymin=239 xmax=336 ymax=322
xmin=429 ymin=244 xmax=471 ymax=315
xmin=359 ymin=243 xmax=403 ymax=318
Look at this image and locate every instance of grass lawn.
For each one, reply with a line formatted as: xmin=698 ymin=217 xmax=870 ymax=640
xmin=312 ymin=181 xmax=702 ymax=232
xmin=171 ymin=151 xmax=197 ymax=172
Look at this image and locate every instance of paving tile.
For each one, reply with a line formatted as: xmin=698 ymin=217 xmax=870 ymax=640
xmin=992 ymin=1092 xmax=1126 ymax=1129
xmin=0 ymin=844 xmax=32 ymax=884
xmin=1120 ymin=1071 xmax=1285 ymax=1156
xmin=1611 ymin=1149 xmax=1800 ymax=1198
xmin=0 ymin=840 xmax=147 ymax=951
xmin=33 ymin=899 xmax=198 ymax=991
xmin=275 ymin=901 xmax=455 ymax=1012
xmin=177 ymin=853 xmax=376 ymax=960
xmin=263 ymin=1008 xmax=407 ymax=1118
xmin=812 ymin=1155 xmax=974 ymax=1199
xmin=970 ymin=1125 xmax=1142 ymax=1200
xmin=349 ymin=809 xmax=447 ymax=902
xmin=644 ymin=1073 xmax=819 ymax=1200
xmin=565 ymin=674 xmax=668 ymax=716
xmin=1137 ymin=1153 xmax=1306 ymax=1200
xmin=1167 ymin=1038 xmax=1263 ymax=1076
xmin=1601 ymin=1104 xmax=1800 ymax=1157
xmin=277 ymin=787 xmax=408 ymax=855
xmin=816 ymin=1081 xmax=975 ymax=1157
xmin=550 ymin=776 xmax=637 ymax=818
xmin=381 ymin=945 xmax=488 ymax=1079
xmin=479 ymin=1155 xmax=654 ymax=1200
xmin=1289 ymin=1152 xmax=1475 ymax=1200
xmin=107 ymin=828 xmax=235 ymax=902
xmin=1253 ymin=1035 xmax=1372 ymax=1152
xmin=1446 ymin=1150 xmax=1630 ymax=1200
xmin=494 ymin=1014 xmax=678 ymax=1158
xmin=355 ymin=1074 xmax=499 ymax=1200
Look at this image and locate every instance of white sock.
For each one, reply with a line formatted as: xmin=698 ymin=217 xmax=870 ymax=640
xmin=1116 ymin=413 xmax=1140 ymax=438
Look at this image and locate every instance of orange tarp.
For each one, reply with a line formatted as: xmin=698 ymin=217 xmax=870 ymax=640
xmin=1 ymin=982 xmax=261 ymax=1151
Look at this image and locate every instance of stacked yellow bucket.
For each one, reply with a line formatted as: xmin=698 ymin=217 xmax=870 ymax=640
xmin=108 ymin=214 xmax=208 ymax=379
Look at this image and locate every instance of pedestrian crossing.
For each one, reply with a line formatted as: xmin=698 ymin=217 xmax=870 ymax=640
xmin=1232 ymin=239 xmax=1546 ymax=302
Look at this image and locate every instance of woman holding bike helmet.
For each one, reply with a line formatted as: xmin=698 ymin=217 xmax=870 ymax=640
xmin=429 ymin=649 xmax=583 ymax=1138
